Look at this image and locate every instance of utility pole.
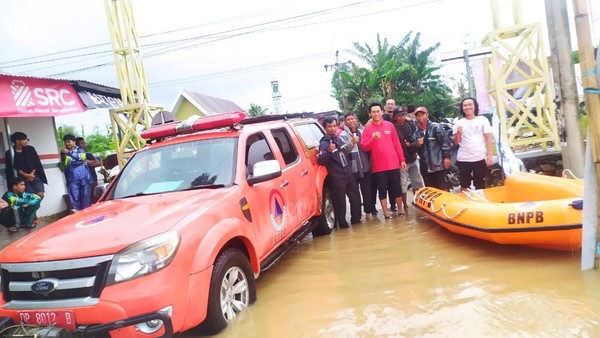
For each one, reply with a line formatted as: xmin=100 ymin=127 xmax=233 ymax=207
xmin=463 ymin=35 xmax=476 ymax=98
xmin=545 ymin=0 xmax=585 ymax=177
xmin=325 ymin=50 xmax=352 ymax=111
xmin=271 ymin=80 xmax=282 ymax=114
xmin=572 ymin=0 xmax=600 ymax=268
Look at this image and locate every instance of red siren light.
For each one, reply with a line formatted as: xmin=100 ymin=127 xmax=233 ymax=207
xmin=141 ymin=111 xmax=247 ymax=139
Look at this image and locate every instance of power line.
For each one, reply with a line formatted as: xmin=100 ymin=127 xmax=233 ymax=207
xmin=1 ymin=0 xmax=381 ymax=68
xmin=9 ymin=0 xmax=445 ymax=87
xmin=149 ymin=52 xmax=329 ymax=87
xmin=28 ymin=1 xmax=388 ymax=77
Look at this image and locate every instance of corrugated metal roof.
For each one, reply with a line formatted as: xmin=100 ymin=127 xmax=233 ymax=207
xmin=184 ymin=90 xmax=242 ymax=116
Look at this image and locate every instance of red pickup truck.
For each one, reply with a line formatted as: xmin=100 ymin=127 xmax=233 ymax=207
xmin=0 ymin=112 xmax=335 ymax=337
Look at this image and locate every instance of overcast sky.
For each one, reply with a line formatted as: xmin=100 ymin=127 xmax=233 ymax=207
xmin=1 ymin=0 xmax=599 ymax=132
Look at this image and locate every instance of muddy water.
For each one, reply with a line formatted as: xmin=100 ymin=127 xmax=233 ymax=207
xmin=183 ymin=205 xmax=600 ymax=337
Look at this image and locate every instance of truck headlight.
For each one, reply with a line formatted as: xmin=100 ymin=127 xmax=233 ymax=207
xmin=107 ymin=231 xmax=180 ymax=285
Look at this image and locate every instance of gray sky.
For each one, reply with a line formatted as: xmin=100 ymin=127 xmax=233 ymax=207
xmin=1 ymin=0 xmax=598 ymax=132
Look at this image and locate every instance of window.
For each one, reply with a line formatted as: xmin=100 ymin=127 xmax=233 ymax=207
xmin=294 ymin=122 xmax=325 ymax=150
xmin=272 ymin=128 xmax=298 ymax=165
xmin=112 ymin=138 xmax=236 ymax=198
xmin=245 ymin=133 xmax=274 ymax=176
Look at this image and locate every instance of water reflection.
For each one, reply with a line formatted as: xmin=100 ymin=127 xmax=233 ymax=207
xmin=179 ymin=205 xmax=600 ymax=337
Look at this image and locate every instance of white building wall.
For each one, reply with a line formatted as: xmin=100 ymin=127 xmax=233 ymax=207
xmin=1 ymin=117 xmax=68 ymax=217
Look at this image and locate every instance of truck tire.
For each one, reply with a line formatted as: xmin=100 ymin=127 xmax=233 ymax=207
xmin=200 ymin=248 xmax=257 ymax=335
xmin=312 ymin=187 xmax=335 ymax=236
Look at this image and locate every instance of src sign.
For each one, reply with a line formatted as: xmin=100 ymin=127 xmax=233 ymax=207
xmin=0 ymin=74 xmax=87 ymax=117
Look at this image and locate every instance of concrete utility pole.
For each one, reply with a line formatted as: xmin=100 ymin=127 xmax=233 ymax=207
xmin=572 ymin=0 xmax=600 ymax=268
xmin=463 ymin=35 xmax=476 ymax=98
xmin=545 ymin=0 xmax=585 ymax=177
xmin=325 ymin=50 xmax=352 ymax=111
xmin=271 ymin=80 xmax=282 ymax=114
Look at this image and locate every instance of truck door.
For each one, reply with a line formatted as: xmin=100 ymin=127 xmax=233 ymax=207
xmin=243 ymin=132 xmax=290 ymax=258
xmin=270 ymin=127 xmax=309 ymax=230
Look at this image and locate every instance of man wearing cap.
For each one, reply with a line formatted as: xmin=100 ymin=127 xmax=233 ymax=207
xmin=361 ymin=102 xmax=407 ymax=218
xmin=393 ymin=107 xmax=424 ymax=212
xmin=412 ymin=106 xmax=452 ymax=191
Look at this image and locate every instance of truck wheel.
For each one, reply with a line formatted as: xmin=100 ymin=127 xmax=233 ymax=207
xmin=201 ymin=248 xmax=257 ymax=334
xmin=312 ymin=188 xmax=335 ymax=236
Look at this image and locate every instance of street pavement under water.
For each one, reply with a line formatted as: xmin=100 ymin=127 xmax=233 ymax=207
xmin=190 ymin=203 xmax=600 ymax=338
xmin=2 ymin=203 xmax=599 ymax=338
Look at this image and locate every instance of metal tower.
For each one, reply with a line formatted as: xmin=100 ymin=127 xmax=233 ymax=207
xmin=271 ymin=80 xmax=282 ymax=114
xmin=482 ymin=0 xmax=560 ymax=151
xmin=104 ymin=0 xmax=163 ymax=167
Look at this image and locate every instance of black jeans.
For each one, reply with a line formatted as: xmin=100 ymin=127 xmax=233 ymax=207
xmin=355 ymin=171 xmax=375 ymax=214
xmin=456 ymin=159 xmax=487 ymax=189
xmin=327 ymin=175 xmax=362 ymax=226
xmin=421 ymin=168 xmax=449 ymax=191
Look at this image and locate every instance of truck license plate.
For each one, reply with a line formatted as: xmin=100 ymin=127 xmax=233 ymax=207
xmin=17 ymin=310 xmax=76 ymax=331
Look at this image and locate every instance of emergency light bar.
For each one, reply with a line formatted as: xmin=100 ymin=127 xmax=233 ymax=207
xmin=141 ymin=111 xmax=247 ymax=139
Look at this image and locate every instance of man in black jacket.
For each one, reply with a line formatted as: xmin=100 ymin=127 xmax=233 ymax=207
xmin=413 ymin=107 xmax=452 ymax=191
xmin=5 ymin=132 xmax=47 ymax=199
xmin=318 ymin=116 xmax=362 ymax=228
xmin=394 ymin=108 xmax=425 ymax=211
xmin=5 ymin=132 xmax=47 ymax=225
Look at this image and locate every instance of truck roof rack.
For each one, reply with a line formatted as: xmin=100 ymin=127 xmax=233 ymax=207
xmin=240 ymin=113 xmax=316 ymax=125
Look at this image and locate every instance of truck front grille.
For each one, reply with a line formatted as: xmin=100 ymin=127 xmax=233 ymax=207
xmin=0 ymin=255 xmax=113 ymax=309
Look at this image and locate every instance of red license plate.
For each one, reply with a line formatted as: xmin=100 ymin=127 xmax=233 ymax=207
xmin=17 ymin=310 xmax=76 ymax=331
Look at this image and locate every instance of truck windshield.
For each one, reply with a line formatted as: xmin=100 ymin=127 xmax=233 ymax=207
xmin=112 ymin=137 xmax=237 ymax=199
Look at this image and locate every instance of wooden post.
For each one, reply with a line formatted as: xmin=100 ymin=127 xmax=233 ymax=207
xmin=572 ymin=0 xmax=600 ymax=267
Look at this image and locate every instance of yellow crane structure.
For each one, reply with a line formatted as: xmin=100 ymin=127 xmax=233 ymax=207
xmin=482 ymin=0 xmax=561 ymax=151
xmin=103 ymin=0 xmax=163 ymax=167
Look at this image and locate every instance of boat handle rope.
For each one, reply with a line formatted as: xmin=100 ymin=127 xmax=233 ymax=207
xmin=462 ymin=189 xmax=489 ymax=202
xmin=562 ymin=168 xmax=583 ymax=180
xmin=430 ymin=202 xmax=467 ymax=219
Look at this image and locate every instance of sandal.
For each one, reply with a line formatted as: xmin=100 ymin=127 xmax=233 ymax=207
xmin=8 ymin=227 xmax=17 ymax=233
xmin=26 ymin=224 xmax=37 ymax=229
xmin=384 ymin=214 xmax=392 ymax=219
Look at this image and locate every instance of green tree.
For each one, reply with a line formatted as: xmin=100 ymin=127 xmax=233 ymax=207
xmin=56 ymin=125 xmax=115 ymax=158
xmin=248 ymin=103 xmax=269 ymax=117
xmin=331 ymin=32 xmax=455 ymax=122
xmin=56 ymin=125 xmax=78 ymax=149
xmin=84 ymin=132 xmax=115 ymax=158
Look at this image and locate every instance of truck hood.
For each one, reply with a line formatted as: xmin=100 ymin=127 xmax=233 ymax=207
xmin=0 ymin=187 xmax=236 ymax=262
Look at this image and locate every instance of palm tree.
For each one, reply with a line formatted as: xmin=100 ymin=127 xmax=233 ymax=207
xmin=331 ymin=32 xmax=455 ymax=122
xmin=247 ymin=103 xmax=269 ymax=117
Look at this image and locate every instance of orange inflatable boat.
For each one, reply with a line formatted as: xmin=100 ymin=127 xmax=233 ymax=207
xmin=413 ymin=172 xmax=583 ymax=251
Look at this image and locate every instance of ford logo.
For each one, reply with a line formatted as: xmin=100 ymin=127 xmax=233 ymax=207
xmin=31 ymin=279 xmax=57 ymax=295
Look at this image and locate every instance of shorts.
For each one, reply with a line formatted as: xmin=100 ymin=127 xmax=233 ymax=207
xmin=25 ymin=177 xmax=45 ymax=194
xmin=401 ymin=160 xmax=425 ymax=192
xmin=374 ymin=169 xmax=401 ymax=201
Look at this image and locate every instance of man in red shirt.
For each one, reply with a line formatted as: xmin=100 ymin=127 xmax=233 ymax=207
xmin=361 ymin=103 xmax=407 ymax=218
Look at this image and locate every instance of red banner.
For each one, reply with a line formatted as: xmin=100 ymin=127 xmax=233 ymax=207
xmin=0 ymin=74 xmax=87 ymax=117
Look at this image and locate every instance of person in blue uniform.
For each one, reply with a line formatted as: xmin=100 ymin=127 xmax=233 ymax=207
xmin=61 ymin=134 xmax=92 ymax=212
